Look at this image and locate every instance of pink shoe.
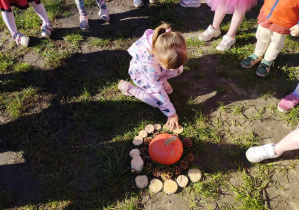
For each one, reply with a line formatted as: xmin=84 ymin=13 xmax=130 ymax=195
xmin=98 ymin=8 xmax=110 ymax=22
xmin=79 ymin=16 xmax=89 ymax=30
xmin=277 ymin=93 xmax=299 ymax=113
xmin=163 ymin=81 xmax=173 ymax=94
xmin=118 ymin=80 xmax=134 ymax=96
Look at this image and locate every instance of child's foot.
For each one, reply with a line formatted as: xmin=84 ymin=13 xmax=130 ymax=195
xmin=134 ymin=0 xmax=144 ymax=7
xmin=41 ymin=22 xmax=53 ymax=38
xmin=180 ymin=0 xmax=201 ymax=7
xmin=12 ymin=32 xmax=29 ymax=47
xmin=198 ymin=25 xmax=221 ymax=42
xmin=80 ymin=16 xmax=89 ymax=30
xmin=256 ymin=59 xmax=271 ymax=77
xmin=246 ymin=143 xmax=278 ymax=163
xmin=118 ymin=80 xmax=134 ymax=96
xmin=216 ymin=35 xmax=236 ymax=51
xmin=241 ymin=54 xmax=262 ymax=69
xmin=98 ymin=7 xmax=110 ymax=22
xmin=277 ymin=93 xmax=299 ymax=113
xmin=163 ymin=81 xmax=173 ymax=94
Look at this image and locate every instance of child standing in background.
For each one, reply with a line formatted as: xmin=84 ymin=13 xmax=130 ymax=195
xmin=118 ymin=23 xmax=188 ymax=131
xmin=74 ymin=0 xmax=109 ymax=30
xmin=246 ymin=126 xmax=299 ymax=163
xmin=198 ymin=0 xmax=257 ymax=51
xmin=241 ymin=0 xmax=299 ymax=77
xmin=0 ymin=0 xmax=53 ymax=46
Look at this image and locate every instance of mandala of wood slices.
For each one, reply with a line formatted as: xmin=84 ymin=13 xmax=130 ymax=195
xmin=130 ymin=124 xmax=202 ymax=194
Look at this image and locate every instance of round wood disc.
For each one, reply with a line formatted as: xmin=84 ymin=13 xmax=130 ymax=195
xmin=133 ymin=136 xmax=143 ymax=146
xmin=135 ymin=175 xmax=148 ymax=188
xmin=176 ymin=175 xmax=189 ymax=187
xmin=188 ymin=168 xmax=202 ymax=182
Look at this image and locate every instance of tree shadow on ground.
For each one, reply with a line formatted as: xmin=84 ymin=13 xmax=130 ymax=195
xmin=0 ymin=99 xmax=252 ymax=209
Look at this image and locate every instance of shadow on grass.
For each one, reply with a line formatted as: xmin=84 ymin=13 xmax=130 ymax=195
xmin=0 ymin=97 xmax=251 ymax=209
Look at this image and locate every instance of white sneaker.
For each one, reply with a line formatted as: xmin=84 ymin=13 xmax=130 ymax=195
xmin=216 ymin=35 xmax=236 ymax=51
xmin=246 ymin=143 xmax=278 ymax=163
xmin=198 ymin=25 xmax=221 ymax=42
xmin=163 ymin=81 xmax=173 ymax=94
xmin=12 ymin=32 xmax=29 ymax=47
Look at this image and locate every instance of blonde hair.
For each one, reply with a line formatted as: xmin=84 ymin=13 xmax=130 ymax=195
xmin=152 ymin=23 xmax=188 ymax=69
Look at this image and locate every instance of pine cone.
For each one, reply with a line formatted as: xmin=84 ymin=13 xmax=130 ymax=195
xmin=153 ymin=131 xmax=165 ymax=138
xmin=180 ymin=160 xmax=189 ymax=170
xmin=144 ymin=137 xmax=153 ymax=145
xmin=187 ymin=153 xmax=195 ymax=162
xmin=161 ymin=169 xmax=173 ymax=181
xmin=182 ymin=137 xmax=192 ymax=148
xmin=153 ymin=168 xmax=162 ymax=178
xmin=145 ymin=162 xmax=153 ymax=171
xmin=174 ymin=166 xmax=182 ymax=175
xmin=142 ymin=155 xmax=151 ymax=163
xmin=140 ymin=147 xmax=148 ymax=155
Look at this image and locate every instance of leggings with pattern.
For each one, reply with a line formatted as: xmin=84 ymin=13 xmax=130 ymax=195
xmin=75 ymin=0 xmax=107 ymax=16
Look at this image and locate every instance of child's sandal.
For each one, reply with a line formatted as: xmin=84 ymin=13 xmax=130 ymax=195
xmin=256 ymin=59 xmax=272 ymax=77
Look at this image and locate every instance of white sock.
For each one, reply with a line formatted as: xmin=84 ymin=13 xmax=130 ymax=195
xmin=1 ymin=11 xmax=18 ymax=36
xmin=29 ymin=2 xmax=50 ymax=26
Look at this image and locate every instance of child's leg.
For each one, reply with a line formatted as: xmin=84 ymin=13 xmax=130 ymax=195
xmin=96 ymin=0 xmax=109 ymax=21
xmin=274 ymin=129 xmax=299 ymax=156
xmin=28 ymin=1 xmax=50 ymax=26
xmin=254 ymin=25 xmax=271 ymax=58
xmin=1 ymin=11 xmax=18 ymax=36
xmin=212 ymin=5 xmax=226 ymax=30
xmin=293 ymin=83 xmax=299 ymax=98
xmin=226 ymin=8 xmax=245 ymax=38
xmin=263 ymin=32 xmax=287 ymax=62
xmin=128 ymin=87 xmax=159 ymax=108
xmin=75 ymin=0 xmax=88 ymax=16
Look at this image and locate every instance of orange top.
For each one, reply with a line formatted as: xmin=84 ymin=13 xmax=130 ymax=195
xmin=258 ymin=6 xmax=290 ymax=34
xmin=263 ymin=0 xmax=299 ymax=29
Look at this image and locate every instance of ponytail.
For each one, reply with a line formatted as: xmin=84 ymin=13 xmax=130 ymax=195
xmin=152 ymin=22 xmax=187 ymax=69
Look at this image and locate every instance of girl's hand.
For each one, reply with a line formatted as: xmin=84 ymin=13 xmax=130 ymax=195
xmin=166 ymin=113 xmax=179 ymax=131
xmin=290 ymin=24 xmax=299 ymax=37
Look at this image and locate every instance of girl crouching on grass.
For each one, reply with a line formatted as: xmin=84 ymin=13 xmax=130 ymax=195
xmin=118 ymin=23 xmax=188 ymax=131
xmin=0 ymin=0 xmax=53 ymax=46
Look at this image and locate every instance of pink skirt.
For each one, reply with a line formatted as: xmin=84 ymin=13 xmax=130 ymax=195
xmin=206 ymin=0 xmax=257 ymax=14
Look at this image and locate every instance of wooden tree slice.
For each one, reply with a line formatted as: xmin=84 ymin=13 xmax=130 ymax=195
xmin=135 ymin=175 xmax=148 ymax=189
xmin=131 ymin=156 xmax=144 ymax=172
xmin=188 ymin=168 xmax=202 ymax=182
xmin=129 ymin=149 xmax=140 ymax=158
xmin=176 ymin=175 xmax=189 ymax=188
xmin=149 ymin=178 xmax=163 ymax=193
xmin=163 ymin=180 xmax=178 ymax=194
xmin=133 ymin=136 xmax=143 ymax=146
xmin=154 ymin=124 xmax=161 ymax=131
xmin=138 ymin=130 xmax=148 ymax=138
xmin=173 ymin=125 xmax=184 ymax=134
xmin=145 ymin=124 xmax=155 ymax=134
xmin=162 ymin=124 xmax=184 ymax=134
xmin=163 ymin=124 xmax=170 ymax=131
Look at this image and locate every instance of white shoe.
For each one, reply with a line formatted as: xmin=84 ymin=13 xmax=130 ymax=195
xmin=198 ymin=25 xmax=221 ymax=42
xmin=246 ymin=143 xmax=278 ymax=163
xmin=216 ymin=35 xmax=236 ymax=51
xmin=13 ymin=32 xmax=29 ymax=47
